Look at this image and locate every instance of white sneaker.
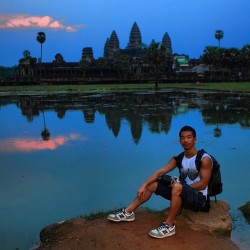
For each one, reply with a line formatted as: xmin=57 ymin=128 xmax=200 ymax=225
xmin=149 ymin=222 xmax=175 ymax=238
xmin=107 ymin=208 xmax=135 ymax=222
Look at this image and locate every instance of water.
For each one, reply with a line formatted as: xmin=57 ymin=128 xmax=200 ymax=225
xmin=0 ymin=90 xmax=249 ymax=250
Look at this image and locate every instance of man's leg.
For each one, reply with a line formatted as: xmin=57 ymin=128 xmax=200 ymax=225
xmin=149 ymin=182 xmax=182 ymax=239
xmin=165 ymin=182 xmax=182 ymax=226
xmin=107 ymin=181 xmax=158 ymax=222
xmin=126 ymin=181 xmax=158 ymax=213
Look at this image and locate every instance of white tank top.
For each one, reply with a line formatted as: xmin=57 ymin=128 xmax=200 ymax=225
xmin=180 ymin=153 xmax=212 ymax=196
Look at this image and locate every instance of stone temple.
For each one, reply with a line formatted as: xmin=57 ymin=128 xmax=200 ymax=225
xmin=104 ymin=22 xmax=173 ymax=60
xmin=17 ymin=21 xmax=179 ymax=83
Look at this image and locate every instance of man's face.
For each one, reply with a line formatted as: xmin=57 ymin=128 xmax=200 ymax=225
xmin=179 ymin=131 xmax=197 ymax=150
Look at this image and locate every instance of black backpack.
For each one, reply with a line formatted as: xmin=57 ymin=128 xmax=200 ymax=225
xmin=175 ymin=149 xmax=223 ymax=201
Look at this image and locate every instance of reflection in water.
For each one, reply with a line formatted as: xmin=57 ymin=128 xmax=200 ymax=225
xmin=0 ymin=133 xmax=84 ymax=153
xmin=41 ymin=107 xmax=50 ymax=140
xmin=1 ymin=91 xmax=249 ymax=144
xmin=41 ymin=97 xmax=51 ymax=140
xmin=214 ymin=125 xmax=222 ymax=138
xmin=41 ymin=128 xmax=50 ymax=141
xmin=0 ymin=91 xmax=249 ymax=250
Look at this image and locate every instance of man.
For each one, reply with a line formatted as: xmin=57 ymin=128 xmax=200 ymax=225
xmin=107 ymin=125 xmax=213 ymax=239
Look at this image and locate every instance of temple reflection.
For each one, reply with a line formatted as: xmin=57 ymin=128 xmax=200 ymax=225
xmin=1 ymin=91 xmax=249 ymax=144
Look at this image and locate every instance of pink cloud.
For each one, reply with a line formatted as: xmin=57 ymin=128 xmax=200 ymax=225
xmin=0 ymin=133 xmax=86 ymax=153
xmin=0 ymin=14 xmax=78 ymax=32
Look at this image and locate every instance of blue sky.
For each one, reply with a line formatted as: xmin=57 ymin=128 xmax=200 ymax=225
xmin=0 ymin=0 xmax=250 ymax=67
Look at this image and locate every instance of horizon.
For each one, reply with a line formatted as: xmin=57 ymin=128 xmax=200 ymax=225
xmin=1 ymin=0 xmax=250 ymax=67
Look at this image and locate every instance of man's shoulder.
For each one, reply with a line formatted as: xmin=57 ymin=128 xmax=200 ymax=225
xmin=197 ymin=150 xmax=211 ymax=160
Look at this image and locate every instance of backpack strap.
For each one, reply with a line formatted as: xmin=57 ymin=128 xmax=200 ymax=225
xmin=174 ymin=152 xmax=184 ymax=169
xmin=195 ymin=149 xmax=206 ymax=171
xmin=175 ymin=149 xmax=206 ymax=171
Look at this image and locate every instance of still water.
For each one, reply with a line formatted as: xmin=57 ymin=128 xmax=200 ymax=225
xmin=0 ymin=90 xmax=250 ymax=250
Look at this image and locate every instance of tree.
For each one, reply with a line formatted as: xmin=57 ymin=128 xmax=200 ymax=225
xmin=147 ymin=40 xmax=167 ymax=88
xmin=215 ymin=30 xmax=224 ymax=47
xmin=113 ymin=54 xmax=131 ymax=81
xmin=36 ymin=31 xmax=46 ymax=80
xmin=202 ymin=46 xmax=223 ymax=67
xmin=53 ymin=53 xmax=65 ymax=64
xmin=240 ymin=44 xmax=250 ymax=69
xmin=96 ymin=57 xmax=107 ymax=80
xmin=23 ymin=50 xmax=31 ymax=59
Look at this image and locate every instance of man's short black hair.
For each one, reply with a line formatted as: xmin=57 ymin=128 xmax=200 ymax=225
xmin=179 ymin=125 xmax=196 ymax=138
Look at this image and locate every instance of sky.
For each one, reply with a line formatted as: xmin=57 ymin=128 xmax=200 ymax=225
xmin=0 ymin=0 xmax=250 ymax=67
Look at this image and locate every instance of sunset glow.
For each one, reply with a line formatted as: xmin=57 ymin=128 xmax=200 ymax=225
xmin=0 ymin=14 xmax=77 ymax=32
xmin=0 ymin=134 xmax=86 ymax=153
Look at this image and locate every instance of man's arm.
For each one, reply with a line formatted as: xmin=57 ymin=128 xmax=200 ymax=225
xmin=190 ymin=156 xmax=212 ymax=191
xmin=137 ymin=157 xmax=177 ymax=200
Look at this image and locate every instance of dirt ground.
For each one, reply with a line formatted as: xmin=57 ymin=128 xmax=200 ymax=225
xmin=37 ymin=208 xmax=239 ymax=250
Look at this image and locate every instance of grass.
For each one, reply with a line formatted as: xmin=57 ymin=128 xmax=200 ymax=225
xmin=1 ymin=82 xmax=250 ymax=95
xmin=80 ymin=210 xmax=113 ymax=221
xmin=79 ymin=207 xmax=163 ymax=221
xmin=164 ymin=82 xmax=250 ymax=92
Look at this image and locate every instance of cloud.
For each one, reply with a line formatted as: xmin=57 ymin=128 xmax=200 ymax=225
xmin=0 ymin=14 xmax=78 ymax=32
xmin=0 ymin=133 xmax=87 ymax=153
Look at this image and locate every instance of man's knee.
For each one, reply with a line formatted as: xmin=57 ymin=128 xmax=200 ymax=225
xmin=171 ymin=182 xmax=183 ymax=196
xmin=147 ymin=181 xmax=158 ymax=193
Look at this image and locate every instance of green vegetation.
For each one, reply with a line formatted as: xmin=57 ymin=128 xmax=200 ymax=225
xmin=214 ymin=30 xmax=224 ymax=47
xmin=80 ymin=210 xmax=112 ymax=221
xmin=0 ymin=66 xmax=16 ymax=80
xmin=1 ymin=82 xmax=250 ymax=95
xmin=80 ymin=207 xmax=163 ymax=221
xmin=164 ymin=82 xmax=250 ymax=92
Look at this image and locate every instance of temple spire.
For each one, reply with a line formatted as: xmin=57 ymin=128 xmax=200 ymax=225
xmin=162 ymin=32 xmax=172 ymax=57
xmin=104 ymin=30 xmax=120 ymax=59
xmin=127 ymin=22 xmax=142 ymax=49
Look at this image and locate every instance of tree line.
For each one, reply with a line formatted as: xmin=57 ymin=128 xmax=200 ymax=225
xmin=1 ymin=30 xmax=250 ymax=82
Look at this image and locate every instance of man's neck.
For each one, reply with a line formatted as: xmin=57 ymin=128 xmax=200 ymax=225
xmin=184 ymin=148 xmax=198 ymax=159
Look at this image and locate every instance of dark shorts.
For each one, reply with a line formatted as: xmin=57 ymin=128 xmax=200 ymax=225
xmin=154 ymin=178 xmax=207 ymax=212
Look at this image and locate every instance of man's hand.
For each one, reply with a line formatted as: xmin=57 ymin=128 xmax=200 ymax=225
xmin=137 ymin=184 xmax=147 ymax=200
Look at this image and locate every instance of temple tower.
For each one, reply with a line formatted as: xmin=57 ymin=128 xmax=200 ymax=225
xmin=104 ymin=30 xmax=120 ymax=59
xmin=126 ymin=22 xmax=142 ymax=49
xmin=104 ymin=38 xmax=110 ymax=58
xmin=161 ymin=32 xmax=172 ymax=57
xmin=82 ymin=47 xmax=94 ymax=62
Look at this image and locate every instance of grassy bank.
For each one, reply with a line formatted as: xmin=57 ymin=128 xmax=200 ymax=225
xmin=1 ymin=82 xmax=250 ymax=95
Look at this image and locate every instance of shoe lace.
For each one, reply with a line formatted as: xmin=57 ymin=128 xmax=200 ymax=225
xmin=116 ymin=208 xmax=125 ymax=215
xmin=157 ymin=222 xmax=168 ymax=231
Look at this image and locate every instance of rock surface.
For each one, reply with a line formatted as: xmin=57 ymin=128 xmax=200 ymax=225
xmin=238 ymin=201 xmax=250 ymax=224
xmin=168 ymin=200 xmax=232 ymax=236
xmin=37 ymin=200 xmax=238 ymax=250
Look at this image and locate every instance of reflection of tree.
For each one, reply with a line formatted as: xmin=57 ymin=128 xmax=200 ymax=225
xmin=41 ymin=109 xmax=50 ymax=141
xmin=201 ymin=94 xmax=250 ymax=127
xmin=238 ymin=112 xmax=250 ymax=127
xmin=56 ymin=106 xmax=66 ymax=119
xmin=8 ymin=91 xmax=250 ymax=145
xmin=41 ymin=128 xmax=50 ymax=141
xmin=214 ymin=125 xmax=222 ymax=138
xmin=147 ymin=108 xmax=172 ymax=134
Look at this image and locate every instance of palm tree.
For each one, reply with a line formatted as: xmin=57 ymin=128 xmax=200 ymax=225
xmin=36 ymin=32 xmax=46 ymax=81
xmin=41 ymin=98 xmax=50 ymax=141
xmin=215 ymin=30 xmax=224 ymax=47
